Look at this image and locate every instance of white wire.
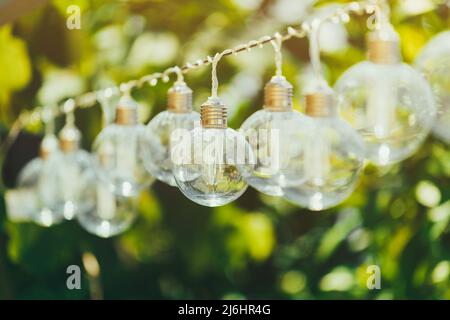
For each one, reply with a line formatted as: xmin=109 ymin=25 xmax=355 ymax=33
xmin=211 ymin=52 xmax=224 ymax=99
xmin=270 ymin=32 xmax=283 ymax=77
xmin=0 ymin=0 xmax=385 ymax=153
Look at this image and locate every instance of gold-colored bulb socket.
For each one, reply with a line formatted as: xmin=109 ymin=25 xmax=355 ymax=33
xmin=59 ymin=126 xmax=81 ymax=153
xmin=200 ymin=98 xmax=227 ymax=129
xmin=304 ymin=92 xmax=335 ymax=117
xmin=167 ymin=81 xmax=193 ymax=113
xmin=367 ymin=31 xmax=400 ymax=64
xmin=39 ymin=134 xmax=58 ymax=160
xmin=40 ymin=147 xmax=51 ymax=160
xmin=264 ymin=76 xmax=293 ymax=112
xmin=115 ymin=104 xmax=138 ymax=125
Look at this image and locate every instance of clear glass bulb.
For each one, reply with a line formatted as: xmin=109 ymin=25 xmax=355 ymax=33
xmin=77 ymin=176 xmax=138 ymax=238
xmin=282 ymin=117 xmax=364 ymax=211
xmin=240 ymin=109 xmax=309 ymax=196
xmin=94 ymin=124 xmax=154 ymax=197
xmin=172 ymin=127 xmax=254 ymax=207
xmin=335 ymin=60 xmax=436 ymax=165
xmin=415 ymin=30 xmax=450 ymax=143
xmin=17 ymin=157 xmax=62 ymax=226
xmin=142 ymin=110 xmax=200 ymax=186
xmin=48 ymin=149 xmax=97 ymax=221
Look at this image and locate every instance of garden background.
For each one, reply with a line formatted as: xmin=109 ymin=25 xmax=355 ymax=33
xmin=0 ymin=0 xmax=449 ymax=299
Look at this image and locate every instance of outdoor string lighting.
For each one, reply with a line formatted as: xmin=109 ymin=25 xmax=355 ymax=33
xmin=2 ymin=0 xmax=446 ymax=237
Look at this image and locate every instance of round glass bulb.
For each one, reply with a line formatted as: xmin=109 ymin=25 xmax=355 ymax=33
xmin=142 ymin=110 xmax=200 ymax=186
xmin=415 ymin=30 xmax=450 ymax=143
xmin=334 ymin=61 xmax=436 ymax=165
xmin=240 ymin=109 xmax=309 ymax=196
xmin=94 ymin=124 xmax=154 ymax=197
xmin=172 ymin=127 xmax=254 ymax=207
xmin=282 ymin=116 xmax=364 ymax=211
xmin=47 ymin=149 xmax=97 ymax=221
xmin=17 ymin=157 xmax=62 ymax=226
xmin=77 ymin=175 xmax=138 ymax=238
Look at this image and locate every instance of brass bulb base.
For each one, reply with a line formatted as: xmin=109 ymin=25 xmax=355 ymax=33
xmin=305 ymin=92 xmax=335 ymax=117
xmin=264 ymin=75 xmax=293 ymax=112
xmin=200 ymin=98 xmax=227 ymax=129
xmin=116 ymin=105 xmax=138 ymax=125
xmin=40 ymin=148 xmax=51 ymax=160
xmin=367 ymin=31 xmax=400 ymax=64
xmin=59 ymin=125 xmax=81 ymax=153
xmin=39 ymin=134 xmax=58 ymax=160
xmin=167 ymin=81 xmax=193 ymax=113
xmin=115 ymin=94 xmax=139 ymax=125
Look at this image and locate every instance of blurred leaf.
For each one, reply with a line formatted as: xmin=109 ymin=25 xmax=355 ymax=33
xmin=0 ymin=25 xmax=31 ymax=119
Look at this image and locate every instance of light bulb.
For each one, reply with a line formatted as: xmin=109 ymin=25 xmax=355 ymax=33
xmin=93 ymin=94 xmax=154 ymax=197
xmin=239 ymin=75 xmax=309 ymax=196
xmin=77 ymin=168 xmax=138 ymax=238
xmin=141 ymin=81 xmax=200 ymax=186
xmin=282 ymin=85 xmax=364 ymax=211
xmin=17 ymin=133 xmax=62 ymax=226
xmin=172 ymin=97 xmax=255 ymax=207
xmin=414 ymin=30 xmax=450 ymax=143
xmin=49 ymin=123 xmax=97 ymax=221
xmin=334 ymin=25 xmax=436 ymax=165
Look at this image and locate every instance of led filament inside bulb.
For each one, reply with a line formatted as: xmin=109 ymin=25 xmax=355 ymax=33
xmin=282 ymin=86 xmax=364 ymax=211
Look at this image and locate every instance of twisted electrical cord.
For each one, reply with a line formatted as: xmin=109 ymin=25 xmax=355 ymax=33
xmin=0 ymin=0 xmax=383 ymax=160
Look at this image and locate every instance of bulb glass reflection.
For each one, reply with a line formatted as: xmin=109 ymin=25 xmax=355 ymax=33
xmin=143 ymin=110 xmax=199 ymax=186
xmin=48 ymin=149 xmax=96 ymax=221
xmin=240 ymin=76 xmax=308 ymax=196
xmin=18 ymin=156 xmax=62 ymax=226
xmin=282 ymin=118 xmax=364 ymax=210
xmin=17 ymin=134 xmax=62 ymax=226
xmin=173 ymin=126 xmax=254 ymax=207
xmin=94 ymin=95 xmax=154 ymax=196
xmin=282 ymin=85 xmax=364 ymax=211
xmin=77 ymin=177 xmax=138 ymax=238
xmin=415 ymin=30 xmax=450 ymax=143
xmin=335 ymin=27 xmax=436 ymax=165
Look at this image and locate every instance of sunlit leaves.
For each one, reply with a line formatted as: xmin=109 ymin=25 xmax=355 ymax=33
xmin=319 ymin=267 xmax=354 ymax=292
xmin=0 ymin=0 xmax=449 ymax=300
xmin=0 ymin=26 xmax=31 ymax=120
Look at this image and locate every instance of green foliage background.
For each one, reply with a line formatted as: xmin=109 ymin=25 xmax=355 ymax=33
xmin=0 ymin=0 xmax=449 ymax=299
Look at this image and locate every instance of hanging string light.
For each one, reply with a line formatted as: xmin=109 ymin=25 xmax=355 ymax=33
xmin=93 ymin=87 xmax=154 ymax=197
xmin=2 ymin=0 xmax=445 ymax=234
xmin=172 ymin=53 xmax=255 ymax=207
xmin=141 ymin=67 xmax=200 ymax=186
xmin=281 ymin=18 xmax=365 ymax=211
xmin=334 ymin=0 xmax=437 ymax=166
xmin=414 ymin=30 xmax=450 ymax=144
xmin=51 ymin=100 xmax=97 ymax=221
xmin=16 ymin=107 xmax=61 ymax=226
xmin=76 ymin=92 xmax=140 ymax=238
xmin=239 ymin=32 xmax=309 ymax=196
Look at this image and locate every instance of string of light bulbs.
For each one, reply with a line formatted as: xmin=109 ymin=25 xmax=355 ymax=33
xmin=3 ymin=0 xmax=449 ymax=238
xmin=0 ymin=0 xmax=384 ymax=157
